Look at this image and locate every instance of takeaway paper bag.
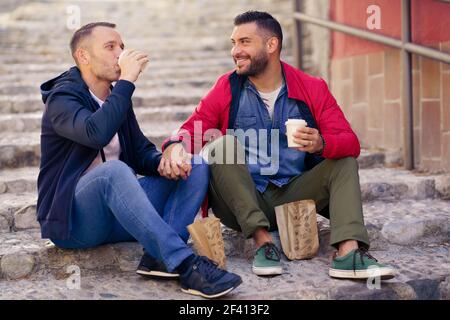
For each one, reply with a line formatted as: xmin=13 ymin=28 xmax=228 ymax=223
xmin=187 ymin=216 xmax=226 ymax=269
xmin=274 ymin=200 xmax=319 ymax=260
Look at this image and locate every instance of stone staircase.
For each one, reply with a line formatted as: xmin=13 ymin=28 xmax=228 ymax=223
xmin=0 ymin=0 xmax=449 ymax=300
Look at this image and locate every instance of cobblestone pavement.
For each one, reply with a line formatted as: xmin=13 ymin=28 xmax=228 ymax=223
xmin=1 ymin=200 xmax=449 ymax=300
xmin=1 ymin=244 xmax=449 ymax=300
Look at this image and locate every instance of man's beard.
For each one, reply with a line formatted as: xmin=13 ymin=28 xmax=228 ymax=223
xmin=235 ymin=51 xmax=269 ymax=77
xmin=99 ymin=67 xmax=120 ymax=82
xmin=92 ymin=61 xmax=120 ymax=83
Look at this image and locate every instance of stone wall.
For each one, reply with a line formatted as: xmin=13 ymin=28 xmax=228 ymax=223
xmin=298 ymin=0 xmax=330 ymax=82
xmin=330 ymin=43 xmax=450 ymax=172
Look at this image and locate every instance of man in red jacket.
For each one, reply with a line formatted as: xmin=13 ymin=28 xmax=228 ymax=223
xmin=161 ymin=11 xmax=396 ymax=280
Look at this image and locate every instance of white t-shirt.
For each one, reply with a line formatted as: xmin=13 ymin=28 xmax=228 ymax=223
xmin=84 ymin=90 xmax=122 ymax=174
xmin=258 ymin=85 xmax=283 ymax=119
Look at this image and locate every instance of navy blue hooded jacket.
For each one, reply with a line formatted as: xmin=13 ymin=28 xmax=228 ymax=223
xmin=38 ymin=66 xmax=162 ymax=240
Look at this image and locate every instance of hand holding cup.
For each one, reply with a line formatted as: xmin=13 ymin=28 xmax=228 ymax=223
xmin=118 ymin=49 xmax=149 ymax=83
xmin=286 ymin=119 xmax=324 ymax=154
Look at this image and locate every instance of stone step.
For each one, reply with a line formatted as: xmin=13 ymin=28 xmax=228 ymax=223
xmin=0 ymin=24 xmax=240 ymax=41
xmin=0 ymin=55 xmax=294 ymax=89
xmin=0 ymin=76 xmax=219 ymax=107
xmin=0 ymin=44 xmax=292 ymax=64
xmin=359 ymin=167 xmax=440 ymax=201
xmin=3 ymin=164 xmax=441 ymax=198
xmin=0 ymin=193 xmax=37 ymax=233
xmin=0 ymin=111 xmax=384 ymax=168
xmin=0 ymin=79 xmax=212 ymax=94
xmin=1 ymin=164 xmax=449 ymax=233
xmin=0 ymin=36 xmax=294 ymax=55
xmin=2 ymin=18 xmax=293 ymax=45
xmin=0 ymin=77 xmax=216 ymax=95
xmin=0 ymin=120 xmax=181 ymax=169
xmin=0 ymin=54 xmax=292 ymax=73
xmin=0 ymin=64 xmax=232 ymax=81
xmin=0 ymin=49 xmax=247 ymax=64
xmin=0 ymin=32 xmax=291 ymax=46
xmin=1 ymin=29 xmax=295 ymax=51
xmin=1 ymin=0 xmax=293 ymax=27
xmin=0 ymin=150 xmax=380 ymax=195
xmin=0 ymin=90 xmax=205 ymax=113
xmin=0 ymin=264 xmax=448 ymax=300
xmin=357 ymin=149 xmax=386 ymax=169
xmin=0 ymin=64 xmax=237 ymax=93
xmin=0 ymin=144 xmax=384 ymax=186
xmin=0 ymin=199 xmax=449 ymax=300
xmin=0 ymin=167 xmax=37 ymax=195
xmin=0 ymin=37 xmax=294 ymax=56
xmin=0 ymin=57 xmax=235 ymax=74
xmin=0 ymin=105 xmax=196 ymax=132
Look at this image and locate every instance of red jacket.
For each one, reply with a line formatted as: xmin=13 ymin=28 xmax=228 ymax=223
xmin=163 ymin=61 xmax=360 ymax=215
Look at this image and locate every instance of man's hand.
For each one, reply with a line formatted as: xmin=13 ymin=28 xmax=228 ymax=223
xmin=158 ymin=143 xmax=192 ymax=180
xmin=292 ymin=127 xmax=324 ymax=154
xmin=118 ymin=49 xmax=149 ymax=83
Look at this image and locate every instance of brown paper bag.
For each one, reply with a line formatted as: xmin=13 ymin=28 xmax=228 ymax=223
xmin=187 ymin=216 xmax=227 ymax=269
xmin=274 ymin=200 xmax=319 ymax=260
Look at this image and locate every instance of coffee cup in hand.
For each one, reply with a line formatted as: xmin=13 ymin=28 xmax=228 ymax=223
xmin=118 ymin=49 xmax=148 ymax=72
xmin=285 ymin=119 xmax=307 ymax=147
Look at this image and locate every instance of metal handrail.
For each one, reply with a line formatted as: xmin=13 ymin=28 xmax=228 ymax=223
xmin=292 ymin=11 xmax=450 ymax=64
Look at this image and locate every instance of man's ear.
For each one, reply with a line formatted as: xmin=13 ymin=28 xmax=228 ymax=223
xmin=266 ymin=37 xmax=279 ymax=54
xmin=75 ymin=47 xmax=90 ymax=65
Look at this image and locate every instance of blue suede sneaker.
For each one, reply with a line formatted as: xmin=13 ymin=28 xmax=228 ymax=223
xmin=179 ymin=256 xmax=242 ymax=299
xmin=136 ymin=251 xmax=179 ymax=278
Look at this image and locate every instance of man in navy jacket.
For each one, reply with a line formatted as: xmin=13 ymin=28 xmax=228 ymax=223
xmin=37 ymin=22 xmax=241 ymax=299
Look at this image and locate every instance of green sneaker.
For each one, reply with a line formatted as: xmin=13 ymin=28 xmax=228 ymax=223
xmin=329 ymin=248 xmax=396 ymax=280
xmin=252 ymin=242 xmax=283 ymax=276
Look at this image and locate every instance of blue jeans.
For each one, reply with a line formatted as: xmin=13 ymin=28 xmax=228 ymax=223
xmin=51 ymin=156 xmax=209 ymax=272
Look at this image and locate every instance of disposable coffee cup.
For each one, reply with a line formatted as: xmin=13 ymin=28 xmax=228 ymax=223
xmin=285 ymin=119 xmax=307 ymax=147
xmin=118 ymin=49 xmax=148 ymax=72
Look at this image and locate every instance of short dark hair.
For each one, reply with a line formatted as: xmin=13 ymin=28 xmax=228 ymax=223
xmin=70 ymin=22 xmax=116 ymax=59
xmin=234 ymin=11 xmax=283 ymax=52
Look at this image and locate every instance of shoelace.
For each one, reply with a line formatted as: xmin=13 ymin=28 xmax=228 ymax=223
xmin=352 ymin=247 xmax=377 ymax=274
xmin=194 ymin=256 xmax=225 ymax=281
xmin=263 ymin=242 xmax=281 ymax=261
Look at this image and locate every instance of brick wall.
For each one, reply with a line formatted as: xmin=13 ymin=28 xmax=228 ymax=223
xmin=330 ymin=42 xmax=450 ymax=172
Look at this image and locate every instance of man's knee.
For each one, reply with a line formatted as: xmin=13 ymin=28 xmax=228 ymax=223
xmin=334 ymin=157 xmax=359 ymax=172
xmin=100 ymin=160 xmax=135 ymax=179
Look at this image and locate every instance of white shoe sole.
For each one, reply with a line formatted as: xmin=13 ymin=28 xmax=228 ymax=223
xmin=136 ymin=269 xmax=179 ymax=278
xmin=252 ymin=266 xmax=283 ymax=276
xmin=329 ymin=267 xmax=396 ymax=280
xmin=181 ymin=285 xmax=238 ymax=299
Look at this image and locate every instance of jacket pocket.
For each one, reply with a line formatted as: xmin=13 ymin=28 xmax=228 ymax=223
xmin=235 ymin=115 xmax=257 ymax=129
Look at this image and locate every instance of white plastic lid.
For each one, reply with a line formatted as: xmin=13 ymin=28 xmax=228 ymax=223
xmin=285 ymin=119 xmax=307 ymax=125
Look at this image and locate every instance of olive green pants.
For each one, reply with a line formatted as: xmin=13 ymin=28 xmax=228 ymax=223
xmin=207 ymin=135 xmax=370 ymax=249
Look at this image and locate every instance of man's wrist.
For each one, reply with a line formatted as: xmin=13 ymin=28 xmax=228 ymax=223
xmin=315 ymin=134 xmax=325 ymax=156
xmin=162 ymin=140 xmax=183 ymax=152
xmin=118 ymin=76 xmax=135 ymax=83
